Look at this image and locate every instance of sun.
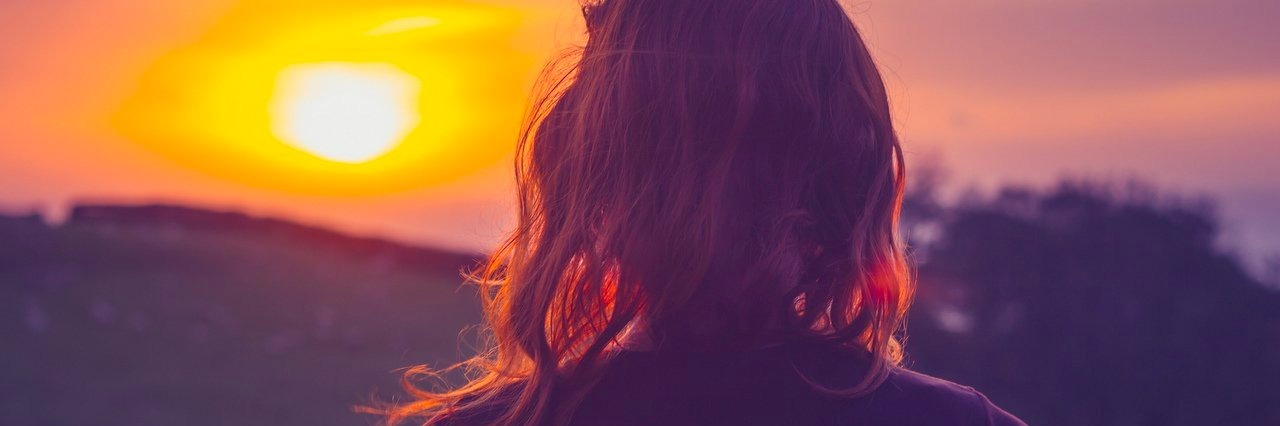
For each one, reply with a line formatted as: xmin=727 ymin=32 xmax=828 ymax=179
xmin=269 ymin=62 xmax=422 ymax=164
xmin=113 ymin=3 xmax=534 ymax=195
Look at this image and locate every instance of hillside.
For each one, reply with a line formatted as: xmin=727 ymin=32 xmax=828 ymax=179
xmin=0 ymin=204 xmax=483 ymax=426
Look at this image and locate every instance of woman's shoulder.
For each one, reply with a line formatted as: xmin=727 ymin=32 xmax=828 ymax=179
xmin=862 ymin=367 xmax=1027 ymax=426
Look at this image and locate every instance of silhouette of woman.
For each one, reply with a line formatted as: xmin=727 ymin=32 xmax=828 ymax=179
xmin=385 ymin=1 xmax=1024 ymax=424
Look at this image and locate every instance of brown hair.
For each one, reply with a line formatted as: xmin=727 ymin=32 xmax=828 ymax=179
xmin=382 ymin=0 xmax=911 ymax=424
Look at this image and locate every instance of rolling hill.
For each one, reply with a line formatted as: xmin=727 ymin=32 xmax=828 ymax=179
xmin=1 ymin=204 xmax=483 ymax=425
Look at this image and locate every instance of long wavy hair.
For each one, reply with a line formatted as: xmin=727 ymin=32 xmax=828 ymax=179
xmin=382 ymin=0 xmax=911 ymax=424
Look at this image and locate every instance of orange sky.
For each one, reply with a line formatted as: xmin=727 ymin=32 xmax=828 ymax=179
xmin=1 ymin=0 xmax=1277 ymax=266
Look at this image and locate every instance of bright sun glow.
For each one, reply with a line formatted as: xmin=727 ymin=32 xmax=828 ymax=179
xmin=269 ymin=63 xmax=421 ymax=164
xmin=115 ymin=4 xmax=530 ymax=194
xmin=366 ymin=16 xmax=442 ymax=35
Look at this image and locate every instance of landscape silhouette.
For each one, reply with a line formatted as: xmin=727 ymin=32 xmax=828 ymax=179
xmin=3 ymin=176 xmax=1276 ymax=425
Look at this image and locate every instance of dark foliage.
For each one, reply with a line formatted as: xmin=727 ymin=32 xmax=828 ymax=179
xmin=904 ymin=182 xmax=1280 ymax=425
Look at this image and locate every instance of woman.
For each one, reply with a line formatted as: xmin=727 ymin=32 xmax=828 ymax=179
xmin=386 ymin=0 xmax=1024 ymax=424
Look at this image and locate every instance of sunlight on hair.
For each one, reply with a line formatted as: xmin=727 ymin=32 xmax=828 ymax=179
xmin=269 ymin=63 xmax=421 ymax=164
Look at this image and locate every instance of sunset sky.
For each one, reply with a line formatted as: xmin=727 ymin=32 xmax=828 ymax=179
xmin=1 ymin=0 xmax=1277 ymax=268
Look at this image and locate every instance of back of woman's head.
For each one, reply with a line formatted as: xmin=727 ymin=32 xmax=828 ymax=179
xmin=386 ymin=0 xmax=911 ymax=424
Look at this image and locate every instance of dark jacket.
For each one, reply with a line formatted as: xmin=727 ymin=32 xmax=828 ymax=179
xmin=441 ymin=340 xmax=1026 ymax=425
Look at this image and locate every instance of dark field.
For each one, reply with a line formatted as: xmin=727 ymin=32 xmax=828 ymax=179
xmin=1 ymin=205 xmax=481 ymax=425
xmin=2 ymin=182 xmax=1278 ymax=425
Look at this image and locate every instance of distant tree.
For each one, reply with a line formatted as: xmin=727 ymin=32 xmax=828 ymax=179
xmin=900 ymin=156 xmax=948 ymax=264
xmin=1264 ymin=255 xmax=1280 ymax=290
xmin=905 ymin=181 xmax=1280 ymax=426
